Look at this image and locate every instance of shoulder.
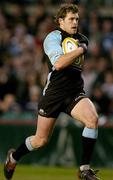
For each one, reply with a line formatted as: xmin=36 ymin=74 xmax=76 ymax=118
xmin=44 ymin=30 xmax=62 ymax=43
xmin=43 ymin=30 xmax=64 ymax=55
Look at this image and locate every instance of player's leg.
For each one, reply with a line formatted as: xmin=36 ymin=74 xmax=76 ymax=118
xmin=4 ymin=115 xmax=56 ymax=179
xmin=71 ymin=98 xmax=101 ymax=180
xmin=12 ymin=115 xmax=56 ymax=161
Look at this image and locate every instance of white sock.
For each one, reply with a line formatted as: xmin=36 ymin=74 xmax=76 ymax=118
xmin=82 ymin=127 xmax=98 ymax=139
xmin=80 ymin=164 xmax=90 ymax=171
xmin=25 ymin=136 xmax=34 ymax=151
xmin=10 ymin=153 xmax=17 ymax=164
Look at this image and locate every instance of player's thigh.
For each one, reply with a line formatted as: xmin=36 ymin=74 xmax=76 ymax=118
xmin=35 ymin=115 xmax=56 ymax=138
xmin=71 ymin=98 xmax=98 ymax=127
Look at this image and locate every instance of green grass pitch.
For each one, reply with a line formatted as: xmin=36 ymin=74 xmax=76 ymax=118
xmin=0 ymin=164 xmax=113 ymax=180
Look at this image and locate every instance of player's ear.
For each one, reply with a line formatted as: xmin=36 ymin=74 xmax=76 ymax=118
xmin=59 ymin=18 xmax=64 ymax=26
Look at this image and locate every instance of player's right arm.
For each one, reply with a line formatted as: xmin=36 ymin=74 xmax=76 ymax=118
xmin=43 ymin=30 xmax=86 ymax=71
xmin=54 ymin=46 xmax=85 ymax=70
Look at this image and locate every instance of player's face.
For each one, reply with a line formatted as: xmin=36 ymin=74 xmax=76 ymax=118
xmin=59 ymin=12 xmax=79 ymax=35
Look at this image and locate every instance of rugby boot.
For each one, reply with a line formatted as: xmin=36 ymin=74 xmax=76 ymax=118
xmin=78 ymin=168 xmax=101 ymax=180
xmin=4 ymin=149 xmax=16 ymax=179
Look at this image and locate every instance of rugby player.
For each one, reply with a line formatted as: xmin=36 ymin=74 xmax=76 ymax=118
xmin=4 ymin=4 xmax=101 ymax=180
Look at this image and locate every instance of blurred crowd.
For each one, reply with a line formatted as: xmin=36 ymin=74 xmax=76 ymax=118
xmin=0 ymin=0 xmax=113 ymax=123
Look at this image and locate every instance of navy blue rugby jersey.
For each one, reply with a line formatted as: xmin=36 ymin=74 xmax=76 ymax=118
xmin=43 ymin=29 xmax=88 ymax=96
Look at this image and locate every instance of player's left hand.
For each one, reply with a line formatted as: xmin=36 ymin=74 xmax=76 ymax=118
xmin=78 ymin=43 xmax=88 ymax=54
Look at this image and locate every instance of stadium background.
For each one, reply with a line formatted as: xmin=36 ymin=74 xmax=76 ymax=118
xmin=0 ymin=0 xmax=113 ymax=169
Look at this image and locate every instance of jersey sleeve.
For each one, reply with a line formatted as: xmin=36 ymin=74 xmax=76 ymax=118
xmin=43 ymin=31 xmax=64 ymax=66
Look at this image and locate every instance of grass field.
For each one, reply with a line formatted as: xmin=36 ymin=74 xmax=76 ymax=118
xmin=0 ymin=164 xmax=113 ymax=180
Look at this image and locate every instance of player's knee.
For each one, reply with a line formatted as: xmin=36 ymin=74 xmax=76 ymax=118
xmin=86 ymin=113 xmax=98 ymax=129
xmin=32 ymin=135 xmax=48 ymax=149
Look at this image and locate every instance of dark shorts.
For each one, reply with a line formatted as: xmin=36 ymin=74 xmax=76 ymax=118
xmin=38 ymin=91 xmax=87 ymax=118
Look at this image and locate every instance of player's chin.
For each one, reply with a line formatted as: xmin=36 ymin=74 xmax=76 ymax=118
xmin=70 ymin=29 xmax=77 ymax=34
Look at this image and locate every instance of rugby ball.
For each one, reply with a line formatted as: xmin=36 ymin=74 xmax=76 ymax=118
xmin=62 ymin=37 xmax=78 ymax=54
